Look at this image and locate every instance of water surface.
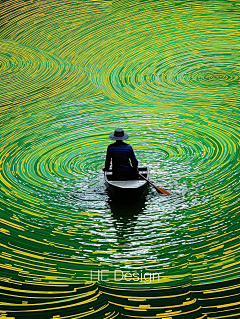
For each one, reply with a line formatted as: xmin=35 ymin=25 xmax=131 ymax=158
xmin=0 ymin=0 xmax=240 ymax=317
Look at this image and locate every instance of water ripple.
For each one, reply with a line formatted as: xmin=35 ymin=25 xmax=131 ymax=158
xmin=0 ymin=0 xmax=240 ymax=317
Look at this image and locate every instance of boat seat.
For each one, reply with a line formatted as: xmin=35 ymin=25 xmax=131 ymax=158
xmin=106 ymin=171 xmax=146 ymax=175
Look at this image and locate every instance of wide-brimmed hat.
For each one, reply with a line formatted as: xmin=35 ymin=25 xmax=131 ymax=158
xmin=109 ymin=128 xmax=129 ymax=140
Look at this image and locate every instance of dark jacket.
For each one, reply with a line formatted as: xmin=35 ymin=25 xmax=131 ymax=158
xmin=104 ymin=141 xmax=138 ymax=177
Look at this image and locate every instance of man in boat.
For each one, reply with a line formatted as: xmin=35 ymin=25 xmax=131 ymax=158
xmin=103 ymin=128 xmax=139 ymax=180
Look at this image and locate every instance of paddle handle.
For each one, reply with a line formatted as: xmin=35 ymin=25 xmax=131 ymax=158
xmin=139 ymin=173 xmax=156 ymax=187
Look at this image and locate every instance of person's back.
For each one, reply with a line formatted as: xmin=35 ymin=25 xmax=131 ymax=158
xmin=104 ymin=129 xmax=138 ymax=180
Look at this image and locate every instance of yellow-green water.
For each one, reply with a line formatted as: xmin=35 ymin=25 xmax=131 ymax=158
xmin=0 ymin=0 xmax=239 ymax=318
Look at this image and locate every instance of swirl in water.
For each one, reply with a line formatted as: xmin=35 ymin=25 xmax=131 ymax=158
xmin=0 ymin=0 xmax=240 ymax=317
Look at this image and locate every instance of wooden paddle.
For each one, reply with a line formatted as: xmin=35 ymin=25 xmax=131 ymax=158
xmin=139 ymin=173 xmax=171 ymax=195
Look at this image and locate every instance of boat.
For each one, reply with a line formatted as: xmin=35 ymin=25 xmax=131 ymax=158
xmin=104 ymin=167 xmax=149 ymax=201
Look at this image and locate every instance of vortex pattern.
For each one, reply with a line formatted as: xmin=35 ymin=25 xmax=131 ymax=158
xmin=0 ymin=0 xmax=240 ymax=318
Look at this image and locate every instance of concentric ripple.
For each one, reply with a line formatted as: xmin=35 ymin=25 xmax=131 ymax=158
xmin=0 ymin=0 xmax=240 ymax=318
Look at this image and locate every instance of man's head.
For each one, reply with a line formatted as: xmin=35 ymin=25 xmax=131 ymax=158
xmin=109 ymin=128 xmax=129 ymax=140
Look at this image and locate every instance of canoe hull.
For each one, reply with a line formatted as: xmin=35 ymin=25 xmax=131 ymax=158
xmin=104 ymin=167 xmax=149 ymax=201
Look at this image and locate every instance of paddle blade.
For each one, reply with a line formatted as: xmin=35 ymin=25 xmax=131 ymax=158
xmin=155 ymin=186 xmax=171 ymax=195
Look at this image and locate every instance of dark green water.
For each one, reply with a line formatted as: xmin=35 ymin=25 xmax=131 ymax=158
xmin=0 ymin=0 xmax=240 ymax=318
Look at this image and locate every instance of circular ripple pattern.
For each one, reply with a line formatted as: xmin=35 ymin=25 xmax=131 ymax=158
xmin=0 ymin=0 xmax=240 ymax=318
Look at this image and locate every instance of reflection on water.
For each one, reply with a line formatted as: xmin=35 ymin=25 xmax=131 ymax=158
xmin=109 ymin=194 xmax=147 ymax=217
xmin=109 ymin=195 xmax=147 ymax=247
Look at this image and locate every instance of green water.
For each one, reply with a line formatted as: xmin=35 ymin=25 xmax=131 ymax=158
xmin=0 ymin=0 xmax=240 ymax=317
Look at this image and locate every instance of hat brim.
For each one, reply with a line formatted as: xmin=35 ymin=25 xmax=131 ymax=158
xmin=109 ymin=133 xmax=129 ymax=140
